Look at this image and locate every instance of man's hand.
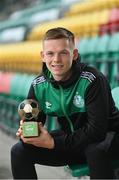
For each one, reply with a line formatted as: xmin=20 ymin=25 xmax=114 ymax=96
xmin=16 ymin=121 xmax=54 ymax=149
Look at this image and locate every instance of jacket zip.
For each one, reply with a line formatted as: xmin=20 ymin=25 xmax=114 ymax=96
xmin=59 ymin=85 xmax=74 ymax=133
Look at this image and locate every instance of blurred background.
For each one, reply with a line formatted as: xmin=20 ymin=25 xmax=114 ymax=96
xmin=0 ymin=0 xmax=119 ymax=178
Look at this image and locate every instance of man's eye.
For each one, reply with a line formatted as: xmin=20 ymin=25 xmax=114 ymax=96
xmin=46 ymin=52 xmax=53 ymax=56
xmin=60 ymin=51 xmax=67 ymax=55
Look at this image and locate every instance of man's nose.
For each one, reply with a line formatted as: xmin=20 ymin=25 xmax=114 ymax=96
xmin=53 ymin=54 xmax=61 ymax=62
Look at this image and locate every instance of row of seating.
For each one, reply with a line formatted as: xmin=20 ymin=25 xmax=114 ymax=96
xmin=0 ymin=72 xmax=36 ymax=134
xmin=66 ymin=0 xmax=119 ymax=36
xmin=77 ymin=32 xmax=119 ymax=88
xmin=27 ymin=5 xmax=119 ymax=40
xmin=0 ymin=0 xmax=62 ymax=32
xmin=99 ymin=8 xmax=119 ymax=35
xmin=0 ymin=32 xmax=119 ymax=88
xmin=26 ymin=9 xmax=110 ymax=40
xmin=77 ymin=32 xmax=119 ymax=60
xmin=1 ymin=1 xmax=118 ymax=44
xmin=65 ymin=0 xmax=119 ymax=16
xmin=0 ymin=0 xmax=65 ymax=44
xmin=0 ymin=41 xmax=42 ymax=74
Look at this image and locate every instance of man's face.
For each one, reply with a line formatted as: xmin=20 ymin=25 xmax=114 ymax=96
xmin=41 ymin=38 xmax=78 ymax=81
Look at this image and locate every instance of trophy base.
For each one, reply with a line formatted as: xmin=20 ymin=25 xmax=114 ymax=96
xmin=22 ymin=121 xmax=39 ymax=137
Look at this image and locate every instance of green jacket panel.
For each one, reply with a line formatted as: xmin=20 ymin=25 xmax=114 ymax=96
xmin=34 ymin=77 xmax=90 ymax=117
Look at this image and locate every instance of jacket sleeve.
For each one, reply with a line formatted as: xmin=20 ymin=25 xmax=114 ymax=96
xmin=27 ymin=84 xmax=46 ymax=125
xmin=52 ymin=74 xmax=112 ymax=151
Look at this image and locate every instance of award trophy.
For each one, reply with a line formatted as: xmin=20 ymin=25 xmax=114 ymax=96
xmin=18 ymin=99 xmax=40 ymax=137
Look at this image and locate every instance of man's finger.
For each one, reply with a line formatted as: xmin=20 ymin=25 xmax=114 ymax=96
xmin=20 ymin=120 xmax=24 ymax=126
xmin=39 ymin=122 xmax=47 ymax=133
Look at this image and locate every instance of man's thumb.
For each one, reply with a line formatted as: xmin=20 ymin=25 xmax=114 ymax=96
xmin=38 ymin=122 xmax=47 ymax=133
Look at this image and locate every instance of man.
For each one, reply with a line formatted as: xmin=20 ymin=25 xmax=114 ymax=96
xmin=11 ymin=27 xmax=119 ymax=179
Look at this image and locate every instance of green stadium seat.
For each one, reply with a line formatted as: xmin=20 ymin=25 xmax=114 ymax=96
xmin=0 ymin=96 xmax=7 ymax=124
xmin=0 ymin=72 xmax=17 ymax=132
xmin=22 ymin=74 xmax=35 ymax=98
xmin=0 ymin=72 xmax=36 ymax=135
xmin=109 ymin=62 xmax=119 ymax=89
xmin=77 ymin=38 xmax=90 ymax=63
xmin=10 ymin=73 xmax=22 ymax=101
xmin=96 ymin=34 xmax=110 ymax=62
xmin=14 ymin=74 xmax=29 ymax=100
xmin=111 ymin=86 xmax=119 ymax=109
xmin=95 ymin=34 xmax=111 ymax=78
xmin=45 ymin=116 xmax=60 ymax=132
xmin=84 ymin=36 xmax=99 ymax=67
xmin=107 ymin=33 xmax=119 ymax=87
xmin=108 ymin=32 xmax=119 ymax=61
xmin=7 ymin=73 xmax=36 ymax=134
xmin=9 ymin=73 xmax=35 ymax=101
xmin=65 ymin=164 xmax=89 ymax=177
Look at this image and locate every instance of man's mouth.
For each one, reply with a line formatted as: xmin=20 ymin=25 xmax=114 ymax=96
xmin=52 ymin=65 xmax=63 ymax=68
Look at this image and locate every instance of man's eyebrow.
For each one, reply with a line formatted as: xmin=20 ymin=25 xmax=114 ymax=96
xmin=45 ymin=51 xmax=53 ymax=53
xmin=59 ymin=49 xmax=69 ymax=52
xmin=45 ymin=49 xmax=70 ymax=54
xmin=46 ymin=49 xmax=68 ymax=52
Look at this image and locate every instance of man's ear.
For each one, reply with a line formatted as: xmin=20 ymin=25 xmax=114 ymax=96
xmin=40 ymin=51 xmax=45 ymax=62
xmin=73 ymin=48 xmax=79 ymax=61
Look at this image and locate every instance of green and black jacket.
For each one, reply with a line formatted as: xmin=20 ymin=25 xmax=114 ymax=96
xmin=28 ymin=57 xmax=119 ymax=151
